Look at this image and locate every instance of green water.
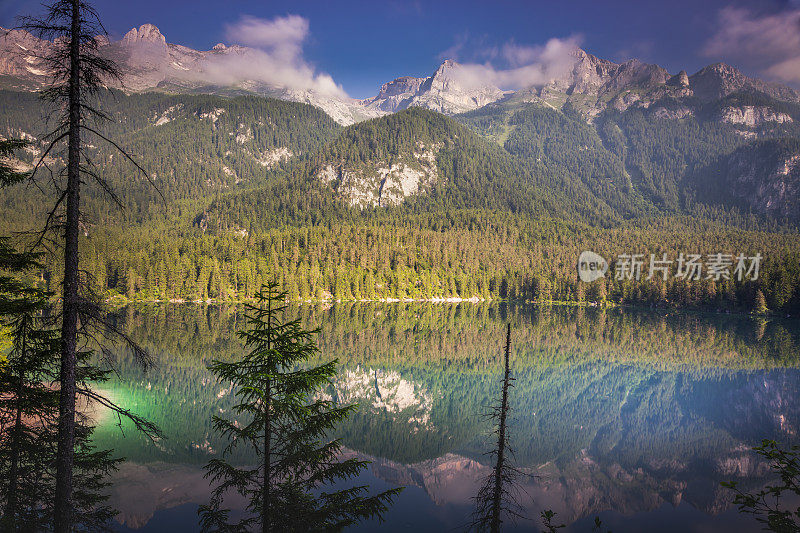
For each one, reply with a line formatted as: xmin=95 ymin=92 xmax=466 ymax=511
xmin=94 ymin=303 xmax=800 ymax=531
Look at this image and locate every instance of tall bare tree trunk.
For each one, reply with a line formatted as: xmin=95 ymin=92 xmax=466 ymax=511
xmin=489 ymin=323 xmax=512 ymax=533
xmin=54 ymin=1 xmax=82 ymax=530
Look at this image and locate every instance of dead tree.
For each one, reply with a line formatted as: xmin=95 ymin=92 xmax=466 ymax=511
xmin=470 ymin=323 xmax=526 ymax=532
xmin=17 ymin=2 xmax=160 ymax=530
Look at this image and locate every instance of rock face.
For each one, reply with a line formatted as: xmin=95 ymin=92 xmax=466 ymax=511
xmin=0 ymin=28 xmax=53 ymax=89
xmin=121 ymin=23 xmax=166 ymax=47
xmin=363 ymin=59 xmax=507 ymax=115
xmin=708 ymin=140 xmax=800 ymax=223
xmin=497 ymin=50 xmax=799 ymax=120
xmin=329 ymin=367 xmax=433 ymax=429
xmin=0 ymin=24 xmax=379 ymax=125
xmin=562 ymin=49 xmax=621 ymax=94
xmin=598 ymin=58 xmax=670 ymax=94
xmin=731 ymin=151 xmax=800 ymax=221
xmin=413 ymin=59 xmax=507 ymax=113
xmin=367 ymin=76 xmax=426 ymax=112
xmin=667 ymin=70 xmax=690 ymax=88
xmin=690 ymin=63 xmax=799 ymax=102
xmin=719 ymin=106 xmax=793 ymax=127
xmin=316 ymin=141 xmax=441 ymax=207
xmin=535 ymin=50 xmax=672 ymax=111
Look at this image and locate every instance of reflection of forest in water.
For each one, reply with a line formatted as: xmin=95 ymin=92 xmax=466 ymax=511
xmin=93 ymin=303 xmax=800 ymax=528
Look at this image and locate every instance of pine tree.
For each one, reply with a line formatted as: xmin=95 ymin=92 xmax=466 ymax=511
xmin=0 ymin=309 xmax=123 ymax=532
xmin=0 ymin=236 xmax=132 ymax=531
xmin=19 ymin=2 xmax=155 ymax=528
xmin=754 ymin=289 xmax=769 ymax=315
xmin=0 ymin=140 xmax=28 ymax=187
xmin=199 ymin=282 xmax=400 ymax=532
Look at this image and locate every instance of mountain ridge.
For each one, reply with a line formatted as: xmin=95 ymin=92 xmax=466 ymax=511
xmin=2 ymin=23 xmax=799 ymax=126
xmin=3 ymin=23 xmax=800 ymax=225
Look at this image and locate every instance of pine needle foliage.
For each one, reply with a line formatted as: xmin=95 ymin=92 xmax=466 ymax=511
xmin=0 ymin=247 xmax=121 ymax=532
xmin=199 ymin=281 xmax=400 ymax=532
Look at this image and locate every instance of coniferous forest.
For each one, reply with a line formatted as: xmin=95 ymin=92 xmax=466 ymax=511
xmin=0 ymin=90 xmax=798 ymax=314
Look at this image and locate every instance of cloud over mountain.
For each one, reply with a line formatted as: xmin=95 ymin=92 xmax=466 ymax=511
xmin=440 ymin=35 xmax=582 ymax=91
xmin=197 ymin=14 xmax=346 ymax=98
xmin=703 ymin=6 xmax=800 ymax=87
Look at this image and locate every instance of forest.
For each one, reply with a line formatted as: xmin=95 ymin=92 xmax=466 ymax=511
xmin=1 ymin=85 xmax=800 ymax=315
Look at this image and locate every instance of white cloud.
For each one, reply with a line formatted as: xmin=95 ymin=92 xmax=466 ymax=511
xmin=196 ymin=15 xmax=347 ymax=98
xmin=702 ymin=7 xmax=800 ymax=86
xmin=443 ymin=36 xmax=582 ymax=90
xmin=226 ymin=15 xmax=308 ymax=50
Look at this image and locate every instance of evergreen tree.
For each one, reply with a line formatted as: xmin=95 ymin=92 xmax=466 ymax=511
xmin=0 ymin=140 xmax=28 ymax=187
xmin=754 ymin=289 xmax=769 ymax=315
xmin=0 ymin=237 xmax=130 ymax=531
xmin=199 ymin=282 xmax=400 ymax=532
xmin=19 ymin=2 xmax=155 ymax=527
xmin=0 ymin=309 xmax=123 ymax=532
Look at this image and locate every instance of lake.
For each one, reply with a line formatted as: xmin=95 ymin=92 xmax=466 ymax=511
xmin=90 ymin=303 xmax=800 ymax=532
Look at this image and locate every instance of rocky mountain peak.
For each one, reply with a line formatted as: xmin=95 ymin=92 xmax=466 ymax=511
xmin=0 ymin=27 xmax=46 ymax=51
xmin=561 ymin=49 xmax=619 ymax=94
xmin=3 ymin=20 xmax=800 ymax=128
xmin=377 ymin=76 xmax=425 ymax=99
xmin=365 ymin=59 xmax=504 ymax=115
xmin=689 ymin=62 xmax=799 ymax=102
xmin=429 ymin=59 xmax=460 ymax=81
xmin=122 ymin=24 xmax=166 ymax=46
xmin=603 ymin=58 xmax=670 ymax=93
xmin=668 ymin=70 xmax=690 ymax=88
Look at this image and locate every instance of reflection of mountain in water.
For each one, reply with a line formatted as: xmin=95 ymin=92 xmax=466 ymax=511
xmin=92 ymin=303 xmax=800 ymax=529
xmin=328 ymin=366 xmax=434 ymax=429
xmin=366 ymin=439 xmax=775 ymax=525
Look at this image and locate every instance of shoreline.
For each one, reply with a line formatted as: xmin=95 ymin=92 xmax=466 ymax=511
xmin=102 ymin=296 xmax=794 ymax=320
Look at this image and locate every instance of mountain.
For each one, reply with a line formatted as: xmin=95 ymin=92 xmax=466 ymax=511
xmin=689 ymin=63 xmax=800 ymax=103
xmin=3 ymin=22 xmax=800 ymax=224
xmin=504 ymin=53 xmax=797 ymax=124
xmin=0 ymin=28 xmax=52 ymax=90
xmin=361 ymin=59 xmax=508 ymax=115
xmin=0 ymin=24 xmax=380 ymax=125
xmin=4 ymin=22 xmax=800 ymax=129
xmin=201 ymin=106 xmax=652 ymax=235
xmin=695 ymin=138 xmax=800 ymax=222
xmin=364 ymin=49 xmax=800 ymax=125
xmin=0 ymin=89 xmax=341 ymax=228
xmin=314 ymin=108 xmax=494 ymax=209
xmin=361 ymin=76 xmax=426 ymax=113
xmin=466 ymin=101 xmax=800 ymax=214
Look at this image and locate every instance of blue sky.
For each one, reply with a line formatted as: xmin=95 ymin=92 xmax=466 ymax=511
xmin=3 ymin=0 xmax=800 ymax=98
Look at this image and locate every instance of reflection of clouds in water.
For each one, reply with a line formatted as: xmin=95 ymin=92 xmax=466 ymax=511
xmin=329 ymin=366 xmax=433 ymax=430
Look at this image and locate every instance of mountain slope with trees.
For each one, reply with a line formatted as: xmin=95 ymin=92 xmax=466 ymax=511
xmin=0 ymin=86 xmax=798 ymax=313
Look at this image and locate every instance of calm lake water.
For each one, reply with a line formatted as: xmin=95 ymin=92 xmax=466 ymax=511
xmin=91 ymin=303 xmax=800 ymax=532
